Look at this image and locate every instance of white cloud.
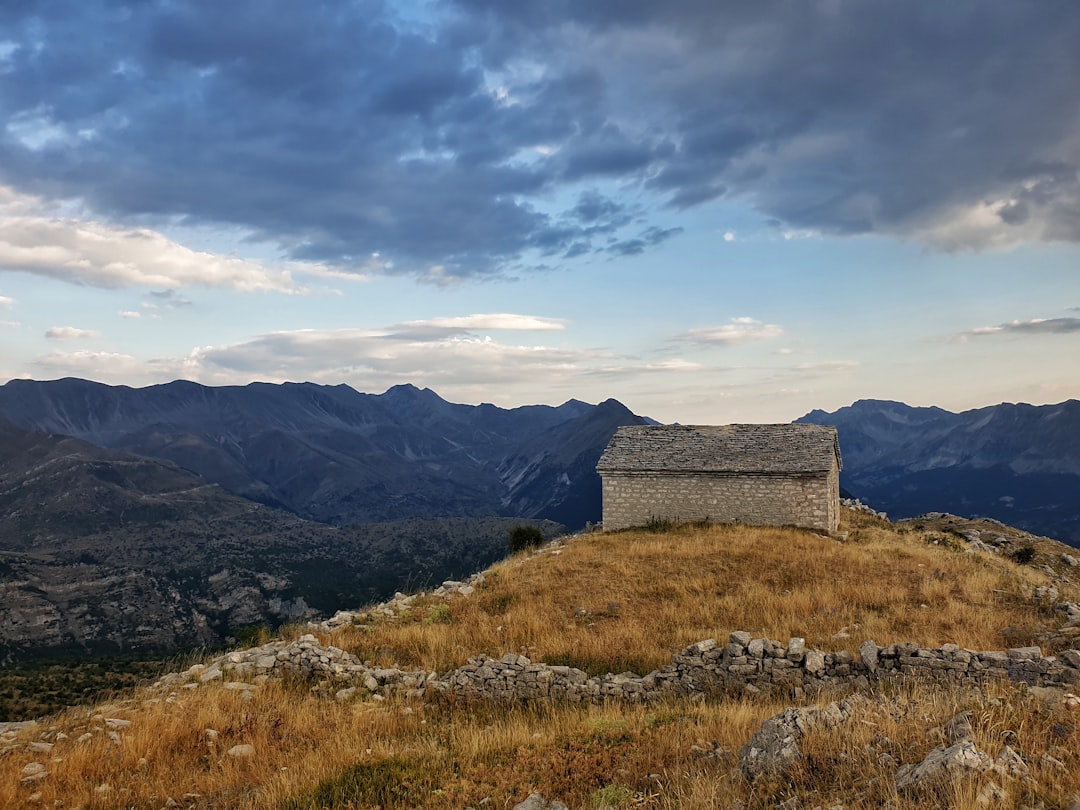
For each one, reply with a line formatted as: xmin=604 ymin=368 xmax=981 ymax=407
xmin=723 ymin=231 xmax=735 ymax=242
xmin=0 ymin=186 xmax=307 ymax=293
xmin=399 ymin=313 xmax=567 ymax=331
xmin=0 ymin=319 xmax=19 ymax=328
xmin=678 ymin=317 xmax=783 ymax=345
xmin=31 ymin=350 xmax=145 ymax=377
xmin=118 ymin=310 xmax=142 ymax=319
xmin=45 ymin=326 xmax=100 ymax=340
xmin=794 ymin=360 xmax=860 ymax=371
xmin=0 ymin=294 xmax=13 ymax=309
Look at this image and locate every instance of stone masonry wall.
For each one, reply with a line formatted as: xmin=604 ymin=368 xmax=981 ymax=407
xmin=429 ymin=632 xmax=1080 ymax=705
xmin=601 ymin=471 xmax=836 ymax=533
xmin=155 ymin=629 xmax=1080 ymax=707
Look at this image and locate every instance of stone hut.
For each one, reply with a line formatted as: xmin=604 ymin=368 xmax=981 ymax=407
xmin=596 ymin=423 xmax=842 ymax=533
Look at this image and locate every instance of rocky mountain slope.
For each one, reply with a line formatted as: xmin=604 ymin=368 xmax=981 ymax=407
xmin=0 ymin=420 xmax=561 ymax=659
xmin=0 ymin=378 xmax=645 ymax=528
xmin=798 ymin=399 xmax=1080 ymax=546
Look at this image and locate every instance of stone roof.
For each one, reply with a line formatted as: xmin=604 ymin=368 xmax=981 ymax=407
xmin=596 ymin=423 xmax=841 ymax=474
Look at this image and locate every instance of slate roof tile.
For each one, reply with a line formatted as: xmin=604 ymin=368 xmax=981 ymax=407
xmin=596 ymin=424 xmax=841 ymax=474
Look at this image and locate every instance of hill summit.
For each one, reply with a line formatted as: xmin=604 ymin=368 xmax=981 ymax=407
xmin=2 ymin=509 xmax=1079 ymax=809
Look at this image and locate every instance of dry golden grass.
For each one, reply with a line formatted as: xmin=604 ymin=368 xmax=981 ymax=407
xmin=327 ymin=511 xmax=1072 ymax=677
xmin=2 ymin=510 xmax=1077 ymax=809
xmin=3 ymin=680 xmax=1077 ymax=809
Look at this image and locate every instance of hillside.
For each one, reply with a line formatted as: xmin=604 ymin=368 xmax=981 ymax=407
xmin=2 ymin=509 xmax=1079 ymax=809
xmin=0 ymin=420 xmax=563 ymax=658
xmin=798 ymin=399 xmax=1080 ymax=546
xmin=0 ymin=378 xmax=647 ymax=528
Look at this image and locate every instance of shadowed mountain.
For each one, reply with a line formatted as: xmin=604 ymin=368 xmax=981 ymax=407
xmin=797 ymin=399 xmax=1080 ymax=546
xmin=0 ymin=378 xmax=641 ymax=529
xmin=0 ymin=419 xmax=563 ymax=659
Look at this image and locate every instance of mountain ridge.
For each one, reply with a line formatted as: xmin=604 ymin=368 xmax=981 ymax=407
xmin=798 ymin=398 xmax=1080 ymax=545
xmin=0 ymin=377 xmax=646 ymax=528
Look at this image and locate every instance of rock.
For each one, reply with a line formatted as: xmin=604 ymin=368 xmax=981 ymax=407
xmin=976 ymin=780 xmax=1007 ymax=807
xmin=199 ymin=665 xmax=223 ymax=683
xmin=1040 ymin=753 xmax=1066 ymax=772
xmin=859 ymin=641 xmax=880 ymax=672
xmin=226 ymin=744 xmax=255 ymax=758
xmin=787 ymin=637 xmax=806 ymax=661
xmin=739 ymin=705 xmax=839 ymax=780
xmin=941 ymin=711 xmax=973 ymax=744
xmin=730 ymin=630 xmax=752 ymax=648
xmin=513 ymin=794 xmax=568 ymax=810
xmin=1035 ymin=586 xmax=1059 ymax=604
xmin=993 ymin=745 xmax=1030 ymax=781
xmin=895 ymin=741 xmax=993 ymax=792
xmin=1061 ymin=650 xmax=1080 ymax=669
xmin=26 ymin=741 xmax=53 ymax=752
xmin=805 ymin=649 xmax=826 ymax=675
xmin=1062 ymin=554 xmax=1079 ymax=567
xmin=19 ymin=762 xmax=47 ymax=785
xmin=104 ymin=718 xmax=131 ymax=729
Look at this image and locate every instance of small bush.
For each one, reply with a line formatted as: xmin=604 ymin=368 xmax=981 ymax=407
xmin=1009 ymin=545 xmax=1037 ymax=565
xmin=509 ymin=524 xmax=545 ymax=553
xmin=423 ymin=604 xmax=451 ymax=625
xmin=645 ymin=515 xmax=679 ymax=532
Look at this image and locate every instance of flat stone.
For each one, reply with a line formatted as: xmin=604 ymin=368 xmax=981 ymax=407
xmin=805 ymin=649 xmax=826 ymax=675
xmin=226 ymin=744 xmax=255 ymax=758
xmin=729 ymin=630 xmax=752 ymax=647
xmin=859 ymin=641 xmax=880 ymax=672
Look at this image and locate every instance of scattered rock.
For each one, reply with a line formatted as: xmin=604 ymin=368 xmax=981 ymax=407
xmin=226 ymin=744 xmax=255 ymax=758
xmin=895 ymin=741 xmax=993 ymax=792
xmin=512 ymin=794 xmax=568 ymax=810
xmin=976 ymin=780 xmax=1007 ymax=807
xmin=19 ymin=762 xmax=48 ymax=785
xmin=739 ymin=702 xmax=849 ymax=781
xmin=993 ymin=745 xmax=1030 ymax=781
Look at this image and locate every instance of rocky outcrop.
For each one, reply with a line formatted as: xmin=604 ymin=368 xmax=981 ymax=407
xmin=738 ymin=699 xmax=861 ymax=780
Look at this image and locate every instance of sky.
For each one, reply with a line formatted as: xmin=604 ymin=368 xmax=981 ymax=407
xmin=0 ymin=0 xmax=1078 ymax=425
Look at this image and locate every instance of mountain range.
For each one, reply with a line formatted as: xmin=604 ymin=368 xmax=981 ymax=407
xmin=3 ymin=380 xmax=1079 ymax=660
xmin=0 ymin=377 xmax=647 ymax=529
xmin=0 ymin=378 xmax=644 ymax=658
xmin=797 ymin=399 xmax=1080 ymax=546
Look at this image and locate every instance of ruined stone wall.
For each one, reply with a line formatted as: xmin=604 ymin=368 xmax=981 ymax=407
xmin=157 ymin=630 xmax=1080 ymax=707
xmin=600 ymin=472 xmax=836 ymax=533
xmin=430 ymin=632 xmax=1080 ymax=705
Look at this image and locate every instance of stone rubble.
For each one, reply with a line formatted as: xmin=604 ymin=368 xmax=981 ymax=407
xmin=310 ymin=573 xmax=486 ymax=632
xmin=148 ymin=621 xmax=1080 ymax=709
xmin=841 ymin=498 xmax=887 ymax=520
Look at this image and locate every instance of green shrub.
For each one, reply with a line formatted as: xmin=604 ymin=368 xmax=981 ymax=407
xmin=508 ymin=524 xmax=545 ymax=553
xmin=423 ymin=604 xmax=451 ymax=625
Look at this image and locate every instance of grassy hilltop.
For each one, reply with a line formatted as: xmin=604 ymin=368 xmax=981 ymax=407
xmin=2 ymin=509 xmax=1079 ymax=809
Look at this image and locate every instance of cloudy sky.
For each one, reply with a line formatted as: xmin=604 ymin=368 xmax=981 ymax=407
xmin=1 ymin=1 xmax=1078 ymax=423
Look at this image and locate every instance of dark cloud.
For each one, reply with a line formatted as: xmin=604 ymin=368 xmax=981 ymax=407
xmin=1 ymin=1 xmax=1078 ymax=283
xmin=962 ymin=317 xmax=1080 ymax=339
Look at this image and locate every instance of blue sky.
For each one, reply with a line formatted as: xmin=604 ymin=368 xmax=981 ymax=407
xmin=0 ymin=0 xmax=1078 ymax=424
